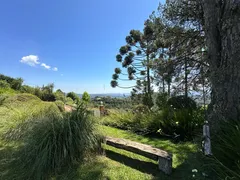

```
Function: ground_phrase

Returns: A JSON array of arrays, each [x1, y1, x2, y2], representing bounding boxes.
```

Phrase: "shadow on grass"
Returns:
[[0, 144, 17, 180], [54, 159, 107, 180], [0, 144, 107, 180], [105, 148, 215, 180], [105, 149, 167, 178]]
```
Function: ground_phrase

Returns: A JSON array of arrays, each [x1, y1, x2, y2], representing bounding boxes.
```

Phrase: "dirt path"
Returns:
[[64, 105, 73, 112]]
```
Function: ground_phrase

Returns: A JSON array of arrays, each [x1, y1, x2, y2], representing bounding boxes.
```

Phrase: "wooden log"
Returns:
[[104, 137, 172, 174]]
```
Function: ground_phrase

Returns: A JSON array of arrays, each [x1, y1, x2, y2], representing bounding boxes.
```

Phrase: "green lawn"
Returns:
[[56, 126, 213, 180]]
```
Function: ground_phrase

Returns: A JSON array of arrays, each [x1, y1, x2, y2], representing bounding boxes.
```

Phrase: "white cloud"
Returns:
[[20, 55, 58, 72], [41, 63, 51, 70], [52, 67, 58, 71], [20, 55, 40, 66]]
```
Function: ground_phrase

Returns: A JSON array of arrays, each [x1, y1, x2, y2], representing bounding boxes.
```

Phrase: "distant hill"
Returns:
[[78, 93, 130, 98]]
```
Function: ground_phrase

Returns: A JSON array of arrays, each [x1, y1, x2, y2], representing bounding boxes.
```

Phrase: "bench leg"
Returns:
[[158, 156, 172, 175]]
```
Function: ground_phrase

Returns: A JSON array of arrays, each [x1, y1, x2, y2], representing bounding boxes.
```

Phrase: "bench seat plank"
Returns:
[[104, 136, 172, 174]]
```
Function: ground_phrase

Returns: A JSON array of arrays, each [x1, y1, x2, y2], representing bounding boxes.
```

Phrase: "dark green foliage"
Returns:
[[20, 85, 35, 94], [142, 94, 154, 108], [114, 68, 121, 74], [112, 74, 119, 80], [130, 30, 141, 42], [0, 74, 23, 90], [211, 120, 240, 179], [156, 92, 168, 110], [5, 104, 98, 180], [116, 54, 122, 62], [167, 95, 197, 110], [159, 107, 204, 141], [66, 92, 80, 103], [110, 80, 118, 88], [41, 90, 56, 101], [119, 46, 129, 55]]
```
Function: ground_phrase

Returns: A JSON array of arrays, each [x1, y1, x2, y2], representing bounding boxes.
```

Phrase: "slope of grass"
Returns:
[[0, 93, 61, 134]]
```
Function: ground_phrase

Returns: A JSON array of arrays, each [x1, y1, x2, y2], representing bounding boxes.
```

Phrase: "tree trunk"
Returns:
[[202, 0, 240, 130], [147, 55, 151, 96]]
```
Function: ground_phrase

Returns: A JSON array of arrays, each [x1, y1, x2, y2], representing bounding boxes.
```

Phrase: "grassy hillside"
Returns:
[[0, 93, 61, 134]]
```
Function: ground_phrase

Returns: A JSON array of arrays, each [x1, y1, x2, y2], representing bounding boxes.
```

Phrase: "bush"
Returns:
[[41, 90, 56, 101], [158, 107, 204, 141], [20, 85, 35, 94], [82, 91, 90, 103], [55, 100, 65, 112], [101, 110, 158, 135], [167, 95, 197, 110], [211, 120, 240, 179], [54, 89, 65, 102], [155, 92, 168, 110], [0, 80, 11, 89], [67, 92, 80, 103], [132, 104, 150, 114], [66, 97, 74, 105], [4, 104, 98, 180], [0, 74, 23, 90]]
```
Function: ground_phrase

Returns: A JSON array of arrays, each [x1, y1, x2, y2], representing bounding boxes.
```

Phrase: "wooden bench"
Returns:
[[102, 136, 172, 175]]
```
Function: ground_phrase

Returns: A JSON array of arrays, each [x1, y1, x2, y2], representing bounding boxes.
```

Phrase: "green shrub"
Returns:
[[54, 89, 66, 102], [66, 97, 74, 105], [41, 90, 56, 101], [167, 95, 197, 110], [55, 100, 65, 112], [82, 91, 90, 103], [4, 104, 98, 180], [0, 74, 23, 90], [0, 80, 11, 89], [20, 85, 35, 94], [155, 92, 168, 110], [211, 120, 240, 179], [66, 92, 80, 103], [158, 107, 204, 141], [132, 104, 150, 114], [101, 110, 159, 135]]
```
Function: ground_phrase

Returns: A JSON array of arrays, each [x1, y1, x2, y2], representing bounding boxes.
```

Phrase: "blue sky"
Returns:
[[0, 0, 163, 94]]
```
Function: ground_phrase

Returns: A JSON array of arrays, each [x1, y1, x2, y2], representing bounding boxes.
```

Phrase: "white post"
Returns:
[[203, 121, 212, 155]]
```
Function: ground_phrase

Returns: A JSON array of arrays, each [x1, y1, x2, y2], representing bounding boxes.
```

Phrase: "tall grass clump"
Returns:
[[4, 104, 98, 180], [100, 109, 160, 135], [210, 120, 240, 179]]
